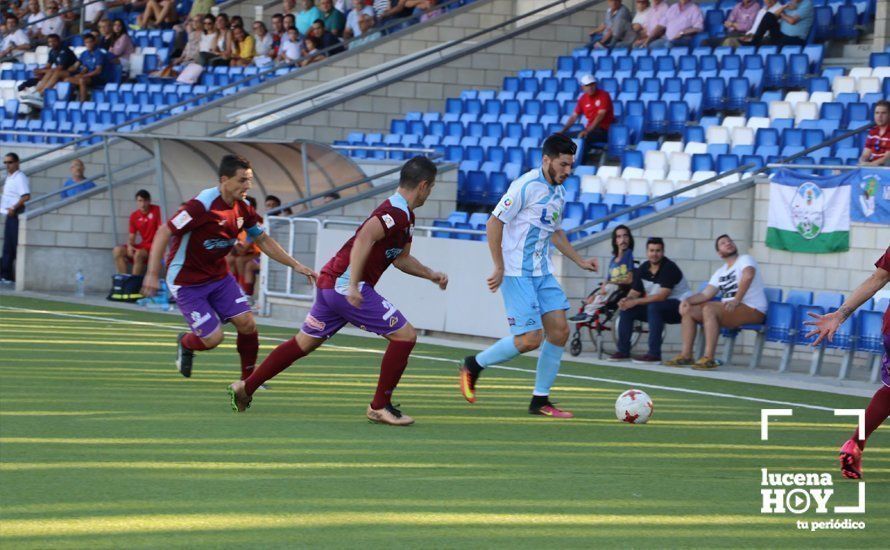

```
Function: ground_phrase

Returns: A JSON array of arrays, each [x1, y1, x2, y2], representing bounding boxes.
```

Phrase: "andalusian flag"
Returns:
[[765, 168, 853, 253]]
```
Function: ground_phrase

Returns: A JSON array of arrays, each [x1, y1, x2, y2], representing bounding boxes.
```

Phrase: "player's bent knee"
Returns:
[[203, 331, 224, 348], [517, 330, 543, 352], [389, 323, 417, 343]]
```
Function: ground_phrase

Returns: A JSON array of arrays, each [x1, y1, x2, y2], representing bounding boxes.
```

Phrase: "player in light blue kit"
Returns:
[[459, 134, 599, 418]]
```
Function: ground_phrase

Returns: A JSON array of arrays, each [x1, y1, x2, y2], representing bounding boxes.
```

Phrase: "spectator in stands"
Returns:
[[1, 153, 30, 285], [106, 0, 146, 27], [37, 1, 64, 43], [270, 13, 285, 56], [741, 0, 813, 46], [252, 21, 274, 65], [231, 15, 246, 30], [646, 0, 704, 49], [349, 12, 380, 48], [721, 0, 761, 43], [277, 26, 301, 63], [97, 17, 113, 50], [609, 237, 690, 363], [23, 33, 76, 101], [209, 13, 232, 66], [83, 0, 106, 30], [0, 15, 30, 62], [113, 189, 161, 276], [283, 13, 297, 36], [171, 15, 202, 66], [229, 25, 255, 66], [109, 19, 134, 73], [299, 34, 325, 66], [860, 100, 890, 167], [559, 74, 614, 164], [726, 0, 782, 47], [629, 0, 651, 45], [283, 0, 297, 15], [374, 0, 413, 27], [318, 0, 345, 36], [570, 225, 635, 323], [189, 0, 215, 19], [663, 235, 767, 370], [60, 159, 96, 199], [408, 0, 443, 22], [24, 0, 45, 40], [197, 15, 217, 65], [633, 0, 669, 48], [296, 0, 322, 34], [344, 0, 373, 40], [589, 0, 632, 49], [65, 32, 109, 101], [133, 0, 177, 30], [265, 194, 295, 215], [309, 18, 343, 54]]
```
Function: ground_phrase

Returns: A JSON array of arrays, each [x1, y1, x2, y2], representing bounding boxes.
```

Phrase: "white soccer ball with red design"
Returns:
[[615, 389, 653, 424]]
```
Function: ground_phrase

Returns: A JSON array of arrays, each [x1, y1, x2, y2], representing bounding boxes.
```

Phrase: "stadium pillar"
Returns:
[[103, 136, 119, 246], [876, 0, 890, 50], [152, 139, 168, 220]]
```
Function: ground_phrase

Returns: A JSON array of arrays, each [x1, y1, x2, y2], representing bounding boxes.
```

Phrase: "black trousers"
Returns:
[[1, 214, 20, 281], [750, 12, 807, 46]]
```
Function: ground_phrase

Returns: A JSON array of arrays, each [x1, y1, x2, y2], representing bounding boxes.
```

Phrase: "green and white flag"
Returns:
[[765, 168, 853, 253]]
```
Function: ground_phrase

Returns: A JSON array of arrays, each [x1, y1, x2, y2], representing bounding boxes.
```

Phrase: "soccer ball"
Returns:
[[615, 389, 653, 424]]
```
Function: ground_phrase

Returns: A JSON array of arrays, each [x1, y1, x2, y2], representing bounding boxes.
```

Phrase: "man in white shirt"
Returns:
[[664, 234, 767, 370], [0, 15, 32, 62], [344, 0, 374, 40], [39, 2, 65, 43], [1, 153, 31, 284]]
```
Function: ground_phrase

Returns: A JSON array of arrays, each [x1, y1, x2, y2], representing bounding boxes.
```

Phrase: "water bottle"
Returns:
[[74, 270, 85, 297]]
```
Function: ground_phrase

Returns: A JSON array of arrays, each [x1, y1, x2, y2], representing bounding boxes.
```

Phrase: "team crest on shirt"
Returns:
[[595, 100, 601, 107], [389, 316, 399, 327], [382, 214, 395, 228], [304, 314, 326, 331], [237, 217, 244, 229], [171, 210, 192, 229]]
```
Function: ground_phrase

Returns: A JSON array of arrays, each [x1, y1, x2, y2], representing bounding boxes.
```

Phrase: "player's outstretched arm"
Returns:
[[805, 266, 890, 345], [551, 230, 598, 272], [393, 243, 448, 290], [346, 217, 386, 307], [140, 224, 172, 297], [253, 232, 318, 286], [486, 216, 506, 292]]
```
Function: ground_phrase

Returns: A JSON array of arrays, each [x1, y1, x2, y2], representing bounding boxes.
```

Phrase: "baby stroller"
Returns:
[[568, 284, 645, 357]]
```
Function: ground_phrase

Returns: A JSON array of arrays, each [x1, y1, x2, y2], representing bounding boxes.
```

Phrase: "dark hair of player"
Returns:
[[876, 100, 890, 112], [135, 189, 151, 200], [5, 152, 20, 162], [611, 224, 634, 258], [218, 154, 252, 179], [399, 156, 437, 190], [646, 237, 664, 249], [542, 133, 577, 158], [714, 234, 730, 250], [265, 194, 281, 206], [245, 195, 257, 208]]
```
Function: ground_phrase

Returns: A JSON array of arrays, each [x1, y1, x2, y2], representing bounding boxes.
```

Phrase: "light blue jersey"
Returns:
[[491, 168, 566, 277]]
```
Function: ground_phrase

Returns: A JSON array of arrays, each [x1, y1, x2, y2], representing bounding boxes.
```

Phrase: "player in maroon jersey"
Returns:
[[141, 155, 317, 380], [806, 246, 890, 479], [228, 156, 448, 426]]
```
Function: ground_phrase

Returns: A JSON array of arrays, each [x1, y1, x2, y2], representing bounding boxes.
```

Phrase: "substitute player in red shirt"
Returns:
[[559, 74, 614, 164], [228, 156, 448, 426], [859, 100, 890, 167], [806, 246, 890, 479], [141, 155, 317, 380], [112, 189, 161, 276]]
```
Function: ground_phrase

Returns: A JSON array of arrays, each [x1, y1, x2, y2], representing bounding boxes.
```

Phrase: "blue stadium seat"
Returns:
[[487, 172, 509, 202], [432, 220, 452, 240], [726, 77, 749, 112], [787, 54, 810, 88], [645, 101, 668, 136], [704, 77, 725, 112], [764, 55, 786, 88], [812, 6, 833, 41], [623, 149, 644, 169], [692, 153, 714, 172], [785, 289, 813, 306], [607, 124, 630, 160], [668, 101, 689, 135], [834, 5, 860, 40], [813, 292, 844, 310]]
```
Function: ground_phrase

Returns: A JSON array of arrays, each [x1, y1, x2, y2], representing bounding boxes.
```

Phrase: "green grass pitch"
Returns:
[[0, 295, 887, 548]]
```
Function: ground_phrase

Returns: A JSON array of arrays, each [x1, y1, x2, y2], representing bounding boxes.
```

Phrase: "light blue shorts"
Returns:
[[500, 275, 570, 335]]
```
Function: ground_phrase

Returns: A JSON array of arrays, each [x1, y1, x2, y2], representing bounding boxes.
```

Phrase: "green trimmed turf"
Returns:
[[0, 295, 887, 548]]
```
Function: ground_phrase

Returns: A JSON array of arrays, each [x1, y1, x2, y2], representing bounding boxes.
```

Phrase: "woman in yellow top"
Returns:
[[230, 26, 256, 66]]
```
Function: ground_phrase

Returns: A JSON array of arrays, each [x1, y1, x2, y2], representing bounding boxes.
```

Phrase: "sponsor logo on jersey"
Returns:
[[507, 317, 516, 326], [385, 248, 403, 260], [304, 314, 326, 331], [389, 316, 399, 327], [172, 210, 192, 229], [203, 238, 238, 250], [382, 214, 395, 228], [237, 217, 244, 229], [189, 310, 212, 329]]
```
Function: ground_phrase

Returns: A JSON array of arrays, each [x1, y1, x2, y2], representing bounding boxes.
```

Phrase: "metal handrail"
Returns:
[[10, 0, 483, 169], [569, 122, 875, 235], [216, 0, 608, 136], [15, 0, 104, 31]]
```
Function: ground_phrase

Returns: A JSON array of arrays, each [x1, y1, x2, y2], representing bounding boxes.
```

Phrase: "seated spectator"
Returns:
[[283, 13, 297, 35], [629, 0, 651, 45], [589, 0, 632, 49], [663, 235, 767, 370], [609, 237, 690, 363], [299, 34, 325, 66], [646, 0, 704, 49], [24, 0, 47, 42], [374, 0, 412, 27], [197, 14, 218, 66], [112, 189, 161, 276], [20, 33, 76, 102], [570, 225, 634, 322], [65, 32, 109, 101], [296, 0, 322, 34], [229, 25, 255, 66], [634, 0, 669, 47], [860, 100, 890, 167], [83, 0, 106, 30], [265, 194, 294, 215], [270, 13, 285, 56], [134, 0, 177, 29], [741, 0, 813, 46], [188, 0, 214, 19], [252, 21, 274, 65], [0, 15, 30, 62], [231, 15, 245, 30], [60, 159, 96, 199], [309, 18, 343, 55], [725, 0, 782, 47], [97, 17, 114, 50], [558, 74, 614, 164], [407, 0, 443, 23], [37, 1, 65, 44], [109, 19, 134, 73], [276, 26, 301, 63], [209, 13, 232, 66], [283, 0, 297, 14], [344, 0, 374, 40], [318, 0, 345, 36], [106, 0, 147, 26], [719, 0, 760, 44], [172, 15, 203, 66]]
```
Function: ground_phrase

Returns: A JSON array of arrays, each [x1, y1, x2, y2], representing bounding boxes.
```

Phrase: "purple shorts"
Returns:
[[171, 275, 250, 337], [882, 333, 890, 387], [301, 285, 408, 339]]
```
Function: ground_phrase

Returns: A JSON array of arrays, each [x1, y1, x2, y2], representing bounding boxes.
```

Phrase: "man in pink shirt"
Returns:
[[714, 0, 761, 46], [634, 0, 669, 48], [646, 0, 704, 49]]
